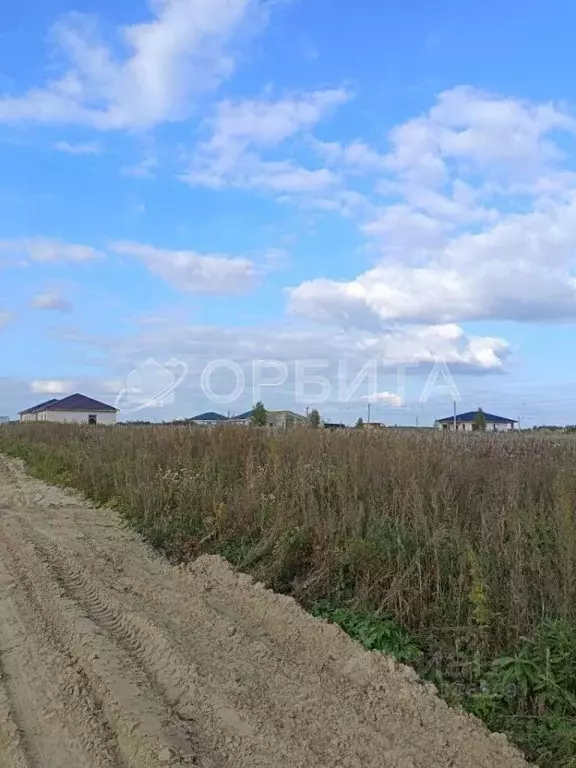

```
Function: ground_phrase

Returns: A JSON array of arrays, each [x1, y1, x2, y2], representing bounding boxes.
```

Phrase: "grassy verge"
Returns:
[[1, 423, 576, 765]]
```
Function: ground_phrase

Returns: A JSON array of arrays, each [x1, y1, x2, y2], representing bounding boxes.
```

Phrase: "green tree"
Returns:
[[308, 409, 321, 428], [355, 417, 364, 429], [474, 407, 487, 432], [251, 401, 268, 426]]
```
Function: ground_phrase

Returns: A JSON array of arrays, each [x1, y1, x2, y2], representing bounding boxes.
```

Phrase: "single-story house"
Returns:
[[19, 393, 118, 425], [19, 398, 60, 422], [435, 410, 517, 432], [188, 411, 229, 426], [228, 409, 305, 429]]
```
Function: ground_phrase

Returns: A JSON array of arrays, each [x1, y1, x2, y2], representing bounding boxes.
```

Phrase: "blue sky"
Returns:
[[2, 0, 576, 425]]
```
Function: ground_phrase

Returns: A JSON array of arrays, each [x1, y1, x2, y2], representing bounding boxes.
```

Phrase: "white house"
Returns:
[[19, 394, 118, 425], [188, 411, 229, 427], [227, 410, 306, 429], [19, 398, 60, 422], [435, 410, 517, 432]]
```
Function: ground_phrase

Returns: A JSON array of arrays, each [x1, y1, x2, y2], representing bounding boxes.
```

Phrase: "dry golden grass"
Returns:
[[2, 423, 575, 657]]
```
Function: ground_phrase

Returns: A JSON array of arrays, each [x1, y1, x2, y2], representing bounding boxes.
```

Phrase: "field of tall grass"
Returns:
[[1, 423, 576, 765]]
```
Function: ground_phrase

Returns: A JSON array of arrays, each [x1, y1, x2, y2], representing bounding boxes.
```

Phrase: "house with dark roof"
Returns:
[[20, 394, 118, 425], [19, 399, 60, 422], [188, 411, 229, 426], [227, 409, 306, 429], [435, 410, 517, 432]]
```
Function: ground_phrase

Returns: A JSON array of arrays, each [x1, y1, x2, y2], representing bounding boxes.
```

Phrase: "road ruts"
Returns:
[[0, 455, 530, 768]]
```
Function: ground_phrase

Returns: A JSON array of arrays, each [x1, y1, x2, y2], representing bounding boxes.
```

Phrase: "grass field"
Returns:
[[1, 423, 575, 766]]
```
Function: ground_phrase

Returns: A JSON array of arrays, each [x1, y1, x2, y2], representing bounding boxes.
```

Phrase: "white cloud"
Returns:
[[186, 154, 340, 192], [58, 315, 509, 383], [312, 139, 387, 173], [53, 140, 102, 154], [362, 391, 404, 407], [0, 238, 104, 263], [30, 380, 74, 395], [201, 89, 349, 153], [184, 89, 348, 192], [31, 291, 74, 313], [289, 188, 371, 218], [112, 241, 256, 294], [0, 0, 270, 130], [289, 86, 576, 327], [385, 86, 576, 185], [242, 158, 339, 192], [33, 316, 509, 423]]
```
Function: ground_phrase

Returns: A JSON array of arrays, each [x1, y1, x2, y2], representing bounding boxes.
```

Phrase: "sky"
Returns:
[[2, 0, 576, 425]]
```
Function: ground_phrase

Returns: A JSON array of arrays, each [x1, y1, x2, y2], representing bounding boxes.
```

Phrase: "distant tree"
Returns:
[[355, 417, 364, 429], [308, 409, 321, 428], [474, 408, 487, 432], [251, 401, 268, 426]]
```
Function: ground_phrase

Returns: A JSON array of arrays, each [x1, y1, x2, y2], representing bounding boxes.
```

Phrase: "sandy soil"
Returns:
[[0, 455, 530, 768]]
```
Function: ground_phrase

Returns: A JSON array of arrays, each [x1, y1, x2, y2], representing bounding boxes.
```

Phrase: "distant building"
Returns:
[[323, 422, 347, 430], [19, 398, 60, 422], [435, 410, 516, 432], [188, 411, 229, 426], [19, 394, 118, 425], [228, 410, 305, 429]]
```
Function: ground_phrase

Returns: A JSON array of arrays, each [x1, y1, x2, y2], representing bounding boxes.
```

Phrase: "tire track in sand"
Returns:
[[0, 647, 29, 768], [0, 549, 118, 768], [0, 455, 531, 768], [5, 519, 349, 767], [0, 523, 197, 768]]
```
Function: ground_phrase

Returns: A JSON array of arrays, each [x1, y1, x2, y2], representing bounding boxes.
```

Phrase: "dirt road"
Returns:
[[0, 456, 529, 768]]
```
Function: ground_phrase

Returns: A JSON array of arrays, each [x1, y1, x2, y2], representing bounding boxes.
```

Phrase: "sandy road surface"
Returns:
[[0, 456, 529, 768]]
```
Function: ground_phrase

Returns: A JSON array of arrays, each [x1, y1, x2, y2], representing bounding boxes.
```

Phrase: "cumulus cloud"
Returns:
[[112, 241, 256, 294], [289, 86, 576, 327], [30, 380, 74, 395], [312, 138, 388, 173], [184, 89, 348, 192], [31, 291, 74, 313], [57, 316, 509, 380], [35, 316, 509, 422], [0, 0, 270, 130], [0, 238, 104, 263], [199, 89, 349, 153], [362, 390, 403, 406]]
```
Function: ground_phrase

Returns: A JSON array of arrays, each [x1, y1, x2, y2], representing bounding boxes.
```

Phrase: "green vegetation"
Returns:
[[307, 408, 321, 428], [1, 423, 576, 765], [474, 407, 487, 431], [250, 401, 267, 426], [311, 604, 576, 767]]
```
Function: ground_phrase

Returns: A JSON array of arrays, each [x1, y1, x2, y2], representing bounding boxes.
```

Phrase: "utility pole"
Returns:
[[453, 400, 456, 431], [367, 402, 371, 424]]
